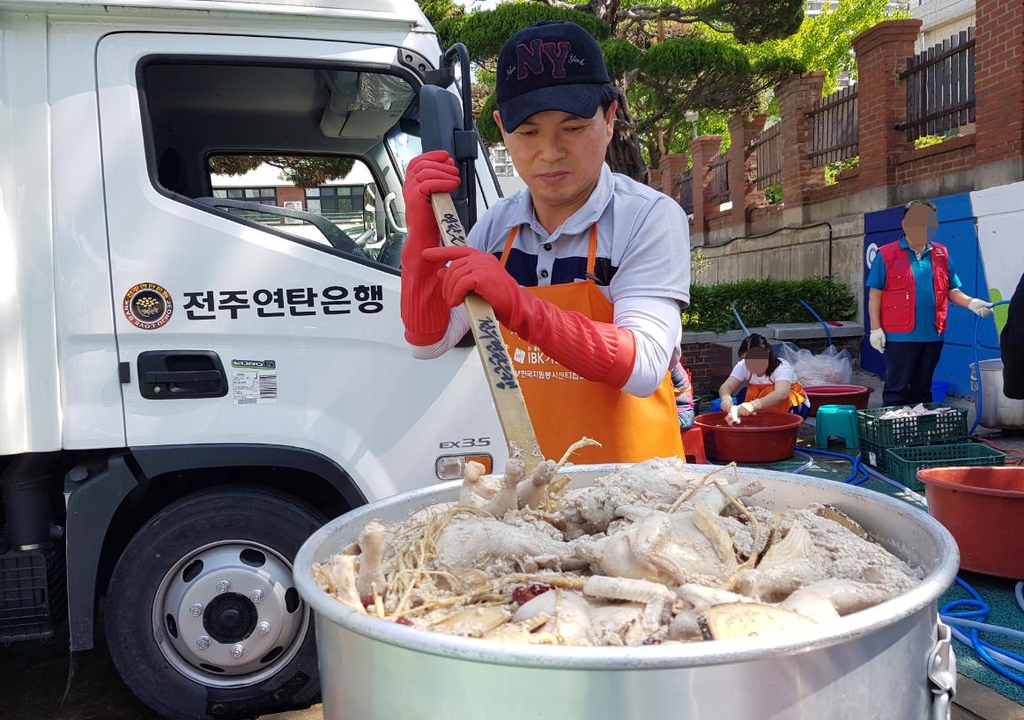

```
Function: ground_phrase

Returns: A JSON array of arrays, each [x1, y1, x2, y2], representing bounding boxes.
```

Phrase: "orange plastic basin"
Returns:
[[917, 466, 1024, 578], [804, 385, 874, 416], [694, 411, 804, 463]]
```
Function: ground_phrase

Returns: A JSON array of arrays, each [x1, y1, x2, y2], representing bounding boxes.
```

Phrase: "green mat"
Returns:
[[749, 440, 1024, 706]]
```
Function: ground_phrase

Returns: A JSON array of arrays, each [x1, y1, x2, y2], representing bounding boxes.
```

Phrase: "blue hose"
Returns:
[[730, 302, 750, 335], [791, 447, 866, 484], [798, 297, 833, 348], [941, 576, 1024, 687], [969, 299, 1011, 436]]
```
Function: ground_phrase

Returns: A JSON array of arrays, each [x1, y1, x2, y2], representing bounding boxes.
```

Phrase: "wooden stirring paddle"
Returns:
[[430, 193, 545, 473]]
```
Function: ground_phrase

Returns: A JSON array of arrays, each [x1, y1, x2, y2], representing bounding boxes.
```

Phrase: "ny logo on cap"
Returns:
[[515, 39, 577, 80]]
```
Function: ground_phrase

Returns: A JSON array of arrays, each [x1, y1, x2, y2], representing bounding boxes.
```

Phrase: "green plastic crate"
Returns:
[[885, 442, 1006, 489], [856, 404, 968, 448], [859, 439, 893, 474]]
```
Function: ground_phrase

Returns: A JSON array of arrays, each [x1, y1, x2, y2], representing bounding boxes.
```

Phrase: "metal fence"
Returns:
[[707, 154, 730, 208], [898, 27, 975, 140], [751, 123, 782, 188], [677, 170, 694, 214], [807, 84, 859, 167]]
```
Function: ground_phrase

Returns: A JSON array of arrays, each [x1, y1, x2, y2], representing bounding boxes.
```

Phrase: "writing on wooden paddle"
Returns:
[[430, 193, 542, 465]]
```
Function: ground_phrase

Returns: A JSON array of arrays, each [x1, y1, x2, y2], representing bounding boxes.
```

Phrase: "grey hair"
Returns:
[[905, 199, 937, 212]]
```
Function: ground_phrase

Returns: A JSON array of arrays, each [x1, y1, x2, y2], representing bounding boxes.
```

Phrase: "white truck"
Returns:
[[0, 1, 505, 717]]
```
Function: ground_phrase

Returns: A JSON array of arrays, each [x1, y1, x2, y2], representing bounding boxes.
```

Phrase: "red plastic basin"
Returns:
[[918, 466, 1024, 578], [804, 384, 874, 416], [693, 411, 804, 463]]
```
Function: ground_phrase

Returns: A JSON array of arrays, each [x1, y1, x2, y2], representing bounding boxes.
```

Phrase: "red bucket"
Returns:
[[693, 411, 804, 464], [917, 466, 1024, 578], [804, 384, 874, 416]]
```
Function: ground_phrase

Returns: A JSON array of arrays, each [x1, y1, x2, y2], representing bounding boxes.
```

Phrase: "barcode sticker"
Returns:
[[231, 359, 277, 405]]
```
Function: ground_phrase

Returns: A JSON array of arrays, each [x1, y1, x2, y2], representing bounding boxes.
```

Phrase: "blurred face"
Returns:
[[495, 104, 616, 227], [743, 346, 769, 376], [902, 204, 938, 246]]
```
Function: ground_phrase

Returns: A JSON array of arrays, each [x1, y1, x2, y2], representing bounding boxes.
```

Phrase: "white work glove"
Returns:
[[719, 396, 734, 413], [968, 298, 994, 317], [870, 328, 886, 353], [727, 405, 741, 425]]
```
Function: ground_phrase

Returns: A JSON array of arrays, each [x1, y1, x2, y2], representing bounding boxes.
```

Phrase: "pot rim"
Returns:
[[694, 412, 804, 433], [294, 464, 959, 671]]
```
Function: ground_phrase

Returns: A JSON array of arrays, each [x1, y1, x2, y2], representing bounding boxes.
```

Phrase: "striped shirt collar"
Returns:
[[499, 164, 615, 241]]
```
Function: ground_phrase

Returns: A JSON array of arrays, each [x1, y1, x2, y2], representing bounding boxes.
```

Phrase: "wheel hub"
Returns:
[[154, 541, 308, 687], [203, 592, 258, 644]]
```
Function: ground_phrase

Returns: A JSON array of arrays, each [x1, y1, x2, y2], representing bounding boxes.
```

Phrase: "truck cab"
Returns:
[[0, 1, 504, 717]]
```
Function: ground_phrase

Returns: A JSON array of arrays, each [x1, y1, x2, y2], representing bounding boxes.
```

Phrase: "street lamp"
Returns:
[[684, 110, 699, 138]]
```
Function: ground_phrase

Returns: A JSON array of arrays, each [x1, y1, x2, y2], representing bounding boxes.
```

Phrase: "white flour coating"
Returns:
[[313, 458, 925, 646]]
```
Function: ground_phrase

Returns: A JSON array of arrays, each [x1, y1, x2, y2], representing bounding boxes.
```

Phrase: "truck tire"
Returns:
[[105, 486, 326, 720]]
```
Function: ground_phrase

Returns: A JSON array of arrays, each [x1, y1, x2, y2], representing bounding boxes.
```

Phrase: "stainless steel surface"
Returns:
[[930, 622, 958, 720], [973, 359, 1024, 428], [295, 464, 960, 720]]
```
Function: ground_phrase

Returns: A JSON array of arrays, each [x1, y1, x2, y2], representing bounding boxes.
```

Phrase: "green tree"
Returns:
[[628, 0, 902, 168], [425, 0, 805, 180], [208, 156, 355, 189]]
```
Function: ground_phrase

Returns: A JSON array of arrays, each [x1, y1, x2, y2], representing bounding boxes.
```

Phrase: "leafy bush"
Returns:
[[682, 276, 858, 333], [824, 156, 859, 186], [764, 182, 783, 204]]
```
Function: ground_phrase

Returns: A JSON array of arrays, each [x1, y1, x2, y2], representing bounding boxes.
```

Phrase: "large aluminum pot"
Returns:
[[294, 465, 959, 720]]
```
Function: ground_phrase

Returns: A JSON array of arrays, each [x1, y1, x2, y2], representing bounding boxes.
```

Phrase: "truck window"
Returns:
[[207, 154, 389, 260], [141, 59, 416, 270]]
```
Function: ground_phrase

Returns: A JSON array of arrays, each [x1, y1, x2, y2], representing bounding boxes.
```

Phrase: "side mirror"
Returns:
[[418, 43, 479, 232]]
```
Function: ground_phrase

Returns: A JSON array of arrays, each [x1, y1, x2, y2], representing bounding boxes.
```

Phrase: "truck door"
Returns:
[[96, 32, 505, 500]]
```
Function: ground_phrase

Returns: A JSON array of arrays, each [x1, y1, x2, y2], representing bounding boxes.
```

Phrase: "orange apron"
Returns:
[[744, 379, 809, 414], [499, 226, 685, 464]]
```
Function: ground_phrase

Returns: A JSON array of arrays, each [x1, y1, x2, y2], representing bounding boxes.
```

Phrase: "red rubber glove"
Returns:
[[400, 150, 461, 345], [423, 246, 637, 389]]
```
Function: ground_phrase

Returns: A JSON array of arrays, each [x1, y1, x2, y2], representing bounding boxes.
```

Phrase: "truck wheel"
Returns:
[[105, 486, 327, 720]]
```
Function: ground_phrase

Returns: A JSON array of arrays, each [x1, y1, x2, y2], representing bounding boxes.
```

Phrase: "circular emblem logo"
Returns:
[[123, 282, 173, 330], [865, 242, 879, 270]]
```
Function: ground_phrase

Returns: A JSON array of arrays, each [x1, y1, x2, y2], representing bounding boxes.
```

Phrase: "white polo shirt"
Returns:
[[468, 164, 691, 306]]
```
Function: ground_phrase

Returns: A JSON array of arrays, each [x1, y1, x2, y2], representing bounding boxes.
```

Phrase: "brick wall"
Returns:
[[679, 342, 734, 400], [276, 186, 305, 207], [974, 0, 1024, 164], [657, 4, 1023, 246], [894, 135, 977, 185]]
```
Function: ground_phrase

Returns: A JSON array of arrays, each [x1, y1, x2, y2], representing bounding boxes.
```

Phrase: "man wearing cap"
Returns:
[[399, 21, 690, 464]]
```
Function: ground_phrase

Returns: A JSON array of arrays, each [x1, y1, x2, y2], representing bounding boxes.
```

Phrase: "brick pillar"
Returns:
[[851, 20, 922, 190], [689, 135, 722, 243], [648, 168, 664, 192], [777, 72, 826, 213], [974, 0, 1024, 165], [661, 153, 689, 202], [727, 113, 767, 229]]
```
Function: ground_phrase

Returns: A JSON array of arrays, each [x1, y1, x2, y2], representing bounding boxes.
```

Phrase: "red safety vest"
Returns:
[[878, 240, 951, 335]]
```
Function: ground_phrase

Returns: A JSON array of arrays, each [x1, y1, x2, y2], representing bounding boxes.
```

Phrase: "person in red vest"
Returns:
[[866, 200, 992, 406]]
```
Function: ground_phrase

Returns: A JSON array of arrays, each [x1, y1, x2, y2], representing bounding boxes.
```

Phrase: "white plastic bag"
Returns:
[[778, 343, 853, 387]]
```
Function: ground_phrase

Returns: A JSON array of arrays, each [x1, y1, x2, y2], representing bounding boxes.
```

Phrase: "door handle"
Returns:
[[137, 351, 228, 400], [143, 370, 223, 385]]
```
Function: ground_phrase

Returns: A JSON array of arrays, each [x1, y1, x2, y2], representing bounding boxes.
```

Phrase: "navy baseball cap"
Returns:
[[496, 21, 611, 132]]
